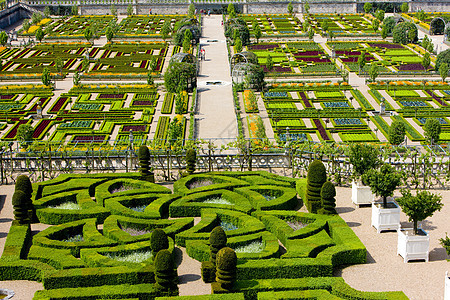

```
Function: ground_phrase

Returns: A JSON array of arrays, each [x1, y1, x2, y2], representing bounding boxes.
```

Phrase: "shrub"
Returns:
[[362, 164, 402, 208], [215, 247, 237, 291], [15, 175, 33, 198], [305, 160, 326, 213], [388, 120, 406, 145], [424, 118, 441, 145], [209, 226, 227, 265], [154, 249, 178, 295], [319, 181, 336, 215], [186, 149, 196, 175], [12, 190, 30, 225], [138, 145, 151, 175], [151, 229, 169, 255]]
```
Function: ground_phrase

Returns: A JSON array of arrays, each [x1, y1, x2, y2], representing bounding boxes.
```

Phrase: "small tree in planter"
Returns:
[[362, 164, 402, 209], [397, 190, 443, 235], [347, 143, 380, 182]]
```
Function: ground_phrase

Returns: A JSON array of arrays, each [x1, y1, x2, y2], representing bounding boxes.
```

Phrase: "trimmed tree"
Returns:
[[214, 247, 237, 292], [397, 190, 443, 234], [400, 2, 409, 13], [41, 67, 51, 86], [363, 2, 372, 13], [127, 4, 133, 16], [318, 181, 336, 215], [12, 190, 30, 224], [266, 54, 273, 72], [424, 118, 441, 145], [15, 175, 37, 222], [347, 143, 380, 181], [138, 145, 151, 175], [185, 148, 196, 175], [16, 124, 34, 149], [151, 228, 169, 256], [164, 62, 196, 93], [392, 22, 418, 44], [287, 2, 293, 15], [35, 28, 44, 43], [253, 21, 262, 43], [388, 119, 406, 145], [306, 160, 327, 213], [362, 164, 402, 208], [202, 226, 227, 283], [422, 52, 431, 70], [154, 249, 178, 296], [439, 62, 449, 82], [369, 63, 378, 82], [304, 1, 310, 14]]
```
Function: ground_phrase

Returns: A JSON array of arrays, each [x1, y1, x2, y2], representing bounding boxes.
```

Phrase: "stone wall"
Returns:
[[0, 4, 30, 29]]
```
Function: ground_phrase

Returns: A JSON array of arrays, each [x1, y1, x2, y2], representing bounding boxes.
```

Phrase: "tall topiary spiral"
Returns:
[[151, 228, 169, 256], [319, 181, 337, 215], [12, 190, 30, 224], [138, 145, 150, 175], [185, 148, 196, 175], [306, 160, 327, 213], [154, 249, 178, 296], [209, 226, 227, 265], [14, 175, 36, 222], [215, 247, 237, 291]]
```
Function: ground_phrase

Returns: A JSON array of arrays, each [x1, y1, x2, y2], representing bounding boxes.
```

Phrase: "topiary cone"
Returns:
[[215, 247, 237, 291], [306, 160, 327, 213], [185, 148, 196, 175], [12, 190, 30, 225], [154, 249, 178, 295], [15, 175, 37, 222], [138, 145, 151, 175], [319, 181, 337, 215], [209, 226, 227, 265], [151, 228, 169, 256]]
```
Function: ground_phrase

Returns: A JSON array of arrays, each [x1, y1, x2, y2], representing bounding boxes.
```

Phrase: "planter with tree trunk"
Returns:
[[396, 189, 443, 263], [347, 144, 380, 207], [362, 164, 402, 233]]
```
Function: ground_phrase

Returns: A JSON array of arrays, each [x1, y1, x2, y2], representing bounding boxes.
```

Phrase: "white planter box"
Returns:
[[397, 228, 429, 263], [351, 181, 374, 206], [445, 271, 450, 300], [371, 201, 400, 233]]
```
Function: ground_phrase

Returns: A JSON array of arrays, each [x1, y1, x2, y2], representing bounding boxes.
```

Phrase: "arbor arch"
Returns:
[[430, 17, 448, 35]]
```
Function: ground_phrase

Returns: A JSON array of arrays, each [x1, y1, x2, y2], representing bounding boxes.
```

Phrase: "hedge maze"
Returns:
[[0, 171, 407, 299]]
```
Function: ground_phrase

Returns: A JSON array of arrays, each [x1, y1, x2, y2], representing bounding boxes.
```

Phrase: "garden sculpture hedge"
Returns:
[[151, 228, 170, 256], [306, 160, 327, 213], [214, 247, 237, 292], [185, 148, 196, 175], [138, 145, 151, 175], [12, 190, 30, 225], [154, 249, 179, 296], [319, 181, 337, 215]]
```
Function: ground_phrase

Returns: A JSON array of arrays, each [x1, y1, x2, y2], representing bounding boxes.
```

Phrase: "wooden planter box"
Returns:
[[445, 271, 450, 300], [371, 201, 400, 233], [351, 181, 374, 206], [397, 228, 429, 263]]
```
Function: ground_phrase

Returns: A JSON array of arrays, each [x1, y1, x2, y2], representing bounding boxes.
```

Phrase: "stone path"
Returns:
[[196, 15, 237, 146]]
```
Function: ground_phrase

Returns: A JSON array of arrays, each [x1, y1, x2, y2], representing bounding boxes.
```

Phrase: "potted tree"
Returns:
[[362, 164, 402, 233], [347, 143, 380, 206], [396, 190, 443, 263]]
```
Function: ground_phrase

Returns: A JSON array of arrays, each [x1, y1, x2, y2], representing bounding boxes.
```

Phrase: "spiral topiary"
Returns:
[[209, 226, 227, 265], [138, 145, 151, 175], [12, 190, 30, 224], [319, 181, 337, 215], [154, 249, 178, 295], [306, 160, 327, 213], [215, 247, 237, 291], [14, 175, 37, 222], [151, 228, 169, 255], [185, 148, 196, 175]]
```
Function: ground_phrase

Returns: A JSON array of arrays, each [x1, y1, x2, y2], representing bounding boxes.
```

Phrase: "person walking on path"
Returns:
[[208, 9, 210, 16]]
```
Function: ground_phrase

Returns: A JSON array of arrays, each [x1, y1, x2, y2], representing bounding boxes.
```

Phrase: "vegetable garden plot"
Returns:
[[327, 41, 432, 75], [239, 14, 304, 36], [116, 15, 186, 37], [44, 15, 115, 38], [247, 42, 337, 76], [306, 13, 379, 36]]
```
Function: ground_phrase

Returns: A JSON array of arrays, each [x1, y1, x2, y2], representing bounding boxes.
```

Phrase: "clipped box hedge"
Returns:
[[173, 174, 250, 195]]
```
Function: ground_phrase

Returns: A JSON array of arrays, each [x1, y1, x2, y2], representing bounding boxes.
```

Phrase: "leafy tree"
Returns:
[[424, 118, 441, 145], [110, 4, 117, 16], [392, 22, 417, 44], [55, 57, 63, 76], [357, 51, 366, 74], [362, 164, 402, 208], [253, 21, 261, 43], [347, 143, 380, 179], [243, 64, 265, 91], [375, 9, 385, 22], [82, 57, 89, 73], [41, 67, 51, 86], [308, 28, 314, 40], [127, 4, 133, 16], [388, 119, 406, 145], [400, 2, 408, 13], [84, 27, 93, 42], [161, 20, 172, 41], [287, 2, 293, 15], [381, 25, 388, 39], [0, 31, 7, 46], [31, 12, 42, 24], [417, 9, 425, 21], [234, 36, 242, 53], [227, 3, 236, 18], [363, 2, 372, 13], [149, 57, 158, 72], [147, 70, 154, 85], [422, 52, 430, 70], [188, 3, 195, 18], [72, 5, 78, 15], [182, 34, 191, 53], [35, 28, 44, 43], [73, 70, 80, 86], [439, 62, 449, 82], [327, 30, 334, 41], [397, 190, 443, 234], [266, 54, 273, 72], [22, 20, 30, 34], [16, 124, 34, 149], [164, 62, 196, 93], [321, 20, 329, 32], [304, 1, 310, 14], [369, 63, 378, 82], [436, 49, 450, 70], [106, 26, 114, 43], [382, 16, 396, 36], [372, 18, 380, 32], [44, 6, 51, 18]]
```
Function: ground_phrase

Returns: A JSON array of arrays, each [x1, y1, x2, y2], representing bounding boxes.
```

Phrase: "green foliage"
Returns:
[[363, 2, 372, 13], [369, 63, 378, 82], [154, 249, 178, 294], [161, 20, 172, 41], [305, 160, 326, 213], [35, 27, 44, 43], [424, 118, 441, 145], [400, 2, 409, 13], [362, 164, 402, 208], [44, 6, 51, 18], [209, 226, 227, 265], [185, 149, 196, 175], [439, 233, 450, 256], [12, 190, 30, 224], [388, 120, 406, 145], [436, 49, 450, 70], [372, 18, 380, 32], [287, 2, 293, 14], [105, 26, 114, 42], [397, 190, 443, 234], [71, 5, 78, 15], [243, 64, 265, 92], [110, 4, 117, 16], [439, 62, 449, 82], [127, 4, 133, 16], [308, 28, 314, 40], [188, 3, 195, 18], [225, 19, 250, 46], [228, 4, 236, 18], [201, 260, 216, 283], [15, 175, 33, 198], [346, 143, 380, 178], [375, 9, 385, 22], [357, 52, 366, 71], [304, 1, 310, 14], [392, 22, 417, 44], [215, 247, 237, 290], [151, 228, 169, 254], [319, 181, 336, 215], [22, 20, 30, 33], [164, 62, 196, 93], [234, 37, 242, 53], [253, 21, 262, 43], [422, 52, 431, 70], [84, 27, 93, 42], [16, 124, 34, 149], [138, 145, 151, 175]]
